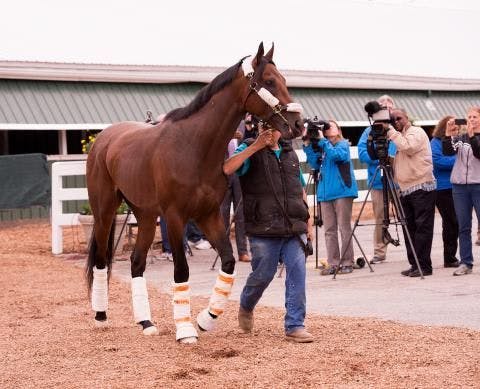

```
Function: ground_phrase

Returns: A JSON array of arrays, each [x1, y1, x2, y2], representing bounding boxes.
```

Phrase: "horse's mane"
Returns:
[[165, 57, 249, 122]]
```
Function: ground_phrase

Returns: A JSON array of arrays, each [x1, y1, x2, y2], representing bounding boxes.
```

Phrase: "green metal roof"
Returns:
[[1, 79, 480, 126]]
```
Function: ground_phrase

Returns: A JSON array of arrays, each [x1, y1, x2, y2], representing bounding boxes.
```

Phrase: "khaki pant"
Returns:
[[371, 189, 388, 260], [321, 197, 354, 267]]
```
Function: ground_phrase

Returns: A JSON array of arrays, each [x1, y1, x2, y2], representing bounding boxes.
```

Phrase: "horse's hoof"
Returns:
[[196, 308, 217, 332], [178, 336, 197, 344], [176, 324, 198, 343], [94, 319, 109, 328], [142, 326, 159, 336]]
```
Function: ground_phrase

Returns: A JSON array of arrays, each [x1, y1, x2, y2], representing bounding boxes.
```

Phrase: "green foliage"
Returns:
[[80, 201, 128, 215]]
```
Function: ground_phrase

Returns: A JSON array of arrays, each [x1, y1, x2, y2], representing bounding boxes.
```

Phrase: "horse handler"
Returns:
[[223, 125, 314, 343]]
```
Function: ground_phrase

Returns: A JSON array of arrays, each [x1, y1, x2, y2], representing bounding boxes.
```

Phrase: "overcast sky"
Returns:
[[1, 0, 479, 78]]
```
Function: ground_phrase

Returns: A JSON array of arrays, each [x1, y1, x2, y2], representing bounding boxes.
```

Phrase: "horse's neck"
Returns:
[[191, 82, 245, 160]]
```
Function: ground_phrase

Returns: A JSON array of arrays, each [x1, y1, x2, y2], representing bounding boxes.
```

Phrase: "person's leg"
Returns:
[[321, 201, 340, 268], [371, 189, 387, 261], [239, 236, 281, 312], [435, 189, 459, 265], [159, 218, 171, 253], [452, 184, 474, 268], [410, 190, 436, 273], [334, 197, 354, 267], [185, 221, 203, 243], [470, 184, 480, 250], [400, 194, 417, 270], [281, 235, 307, 333]]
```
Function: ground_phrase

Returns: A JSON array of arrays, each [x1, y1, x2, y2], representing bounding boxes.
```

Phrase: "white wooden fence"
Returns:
[[51, 161, 88, 254], [50, 147, 369, 254]]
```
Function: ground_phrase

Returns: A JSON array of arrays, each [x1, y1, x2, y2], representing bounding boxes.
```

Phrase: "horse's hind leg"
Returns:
[[88, 188, 120, 328], [130, 214, 159, 336], [195, 211, 236, 332]]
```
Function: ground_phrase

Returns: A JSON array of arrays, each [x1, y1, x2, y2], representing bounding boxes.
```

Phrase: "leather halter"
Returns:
[[241, 58, 303, 129]]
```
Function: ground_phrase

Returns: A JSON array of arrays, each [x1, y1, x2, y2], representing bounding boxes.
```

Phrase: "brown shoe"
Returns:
[[239, 254, 251, 262], [238, 306, 253, 333], [285, 328, 314, 343]]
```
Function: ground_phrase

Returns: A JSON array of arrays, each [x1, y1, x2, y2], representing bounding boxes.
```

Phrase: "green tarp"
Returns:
[[0, 153, 50, 209]]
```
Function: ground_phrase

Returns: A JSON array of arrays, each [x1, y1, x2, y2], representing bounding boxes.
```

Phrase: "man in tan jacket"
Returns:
[[387, 109, 436, 277]]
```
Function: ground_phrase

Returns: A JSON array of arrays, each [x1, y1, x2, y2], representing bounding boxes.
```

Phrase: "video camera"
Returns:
[[364, 101, 392, 161], [302, 116, 329, 153]]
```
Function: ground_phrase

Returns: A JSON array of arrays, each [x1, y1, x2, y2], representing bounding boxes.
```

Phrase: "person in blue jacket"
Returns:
[[303, 120, 358, 274], [430, 116, 460, 268], [357, 95, 397, 264]]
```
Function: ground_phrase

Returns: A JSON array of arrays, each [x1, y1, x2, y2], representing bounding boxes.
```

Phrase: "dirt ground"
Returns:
[[1, 221, 479, 389]]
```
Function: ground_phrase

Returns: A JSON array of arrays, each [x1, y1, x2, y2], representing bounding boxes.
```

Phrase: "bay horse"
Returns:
[[85, 42, 304, 343]]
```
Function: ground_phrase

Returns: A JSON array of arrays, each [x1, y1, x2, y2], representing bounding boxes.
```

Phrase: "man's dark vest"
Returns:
[[239, 140, 309, 237]]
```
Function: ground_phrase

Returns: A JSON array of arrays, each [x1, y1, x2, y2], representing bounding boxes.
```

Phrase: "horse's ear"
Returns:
[[265, 43, 274, 61], [253, 42, 265, 67]]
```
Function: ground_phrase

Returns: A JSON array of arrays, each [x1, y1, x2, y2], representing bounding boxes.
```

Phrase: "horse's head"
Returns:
[[241, 42, 304, 140]]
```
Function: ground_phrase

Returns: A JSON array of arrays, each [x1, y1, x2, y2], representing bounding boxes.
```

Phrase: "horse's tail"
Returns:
[[85, 218, 116, 296]]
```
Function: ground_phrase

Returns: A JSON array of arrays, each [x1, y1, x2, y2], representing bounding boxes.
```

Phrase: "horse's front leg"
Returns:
[[166, 213, 198, 344], [130, 215, 158, 336], [196, 211, 236, 332]]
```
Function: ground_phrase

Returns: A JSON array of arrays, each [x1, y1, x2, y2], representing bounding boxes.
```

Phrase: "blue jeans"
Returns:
[[240, 235, 307, 333], [452, 184, 480, 268]]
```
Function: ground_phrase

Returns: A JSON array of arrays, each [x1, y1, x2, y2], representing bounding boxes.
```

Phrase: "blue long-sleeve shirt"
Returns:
[[303, 138, 358, 202], [431, 137, 455, 190]]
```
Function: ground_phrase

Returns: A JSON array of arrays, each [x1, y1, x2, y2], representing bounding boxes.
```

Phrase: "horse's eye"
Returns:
[[264, 79, 275, 87]]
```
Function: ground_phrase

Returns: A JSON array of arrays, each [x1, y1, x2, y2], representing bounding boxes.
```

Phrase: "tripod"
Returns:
[[307, 169, 323, 269], [333, 157, 425, 279]]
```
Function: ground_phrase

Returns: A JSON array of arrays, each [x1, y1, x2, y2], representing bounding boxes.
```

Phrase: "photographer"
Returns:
[[358, 95, 397, 264], [303, 119, 358, 275], [386, 109, 436, 277], [442, 107, 480, 276]]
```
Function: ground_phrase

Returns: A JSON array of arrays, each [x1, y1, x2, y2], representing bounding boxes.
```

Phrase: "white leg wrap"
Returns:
[[197, 270, 235, 331], [173, 282, 198, 342], [91, 267, 108, 312], [131, 277, 152, 323]]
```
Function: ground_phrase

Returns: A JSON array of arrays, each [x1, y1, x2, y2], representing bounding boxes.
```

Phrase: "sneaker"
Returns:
[[444, 260, 460, 268], [409, 269, 432, 277], [160, 252, 173, 262], [194, 239, 212, 250], [370, 256, 386, 264], [453, 264, 472, 276], [320, 266, 336, 276], [338, 266, 353, 274], [238, 306, 253, 333], [401, 267, 414, 276], [285, 328, 314, 343], [238, 253, 251, 262]]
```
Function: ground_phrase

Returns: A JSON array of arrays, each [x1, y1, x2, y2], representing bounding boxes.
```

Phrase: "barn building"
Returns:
[[1, 60, 480, 220]]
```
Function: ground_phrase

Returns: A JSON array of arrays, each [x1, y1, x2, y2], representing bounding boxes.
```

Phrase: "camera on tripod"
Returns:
[[364, 101, 392, 161], [302, 116, 329, 153]]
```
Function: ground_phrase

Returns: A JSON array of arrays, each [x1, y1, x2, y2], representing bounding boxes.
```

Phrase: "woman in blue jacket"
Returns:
[[303, 120, 358, 274], [430, 116, 460, 268]]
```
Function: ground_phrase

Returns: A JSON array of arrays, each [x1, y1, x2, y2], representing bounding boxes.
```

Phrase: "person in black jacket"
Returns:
[[223, 126, 313, 343]]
